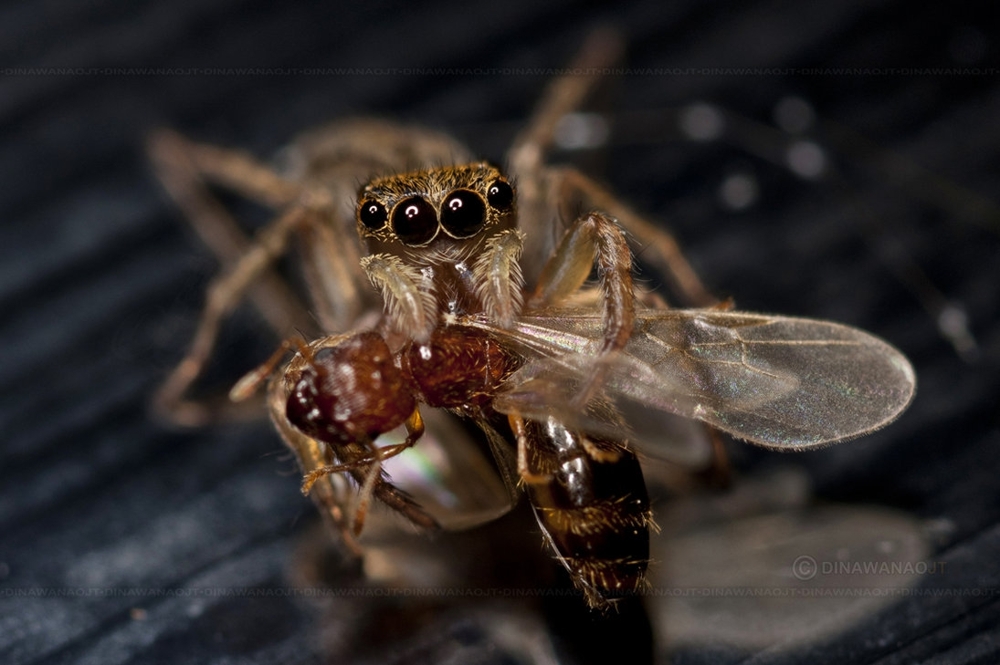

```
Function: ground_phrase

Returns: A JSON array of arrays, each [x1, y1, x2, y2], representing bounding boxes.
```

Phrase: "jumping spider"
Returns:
[[151, 32, 914, 608]]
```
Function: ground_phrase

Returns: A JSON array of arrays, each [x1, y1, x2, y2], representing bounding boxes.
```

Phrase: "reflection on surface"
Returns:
[[649, 467, 931, 652]]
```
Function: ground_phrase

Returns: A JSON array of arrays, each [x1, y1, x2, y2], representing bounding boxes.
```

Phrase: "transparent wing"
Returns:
[[379, 407, 515, 531], [462, 308, 915, 451]]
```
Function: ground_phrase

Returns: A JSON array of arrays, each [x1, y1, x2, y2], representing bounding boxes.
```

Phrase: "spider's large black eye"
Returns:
[[486, 179, 514, 211], [391, 197, 438, 245], [358, 199, 388, 230], [440, 189, 486, 238]]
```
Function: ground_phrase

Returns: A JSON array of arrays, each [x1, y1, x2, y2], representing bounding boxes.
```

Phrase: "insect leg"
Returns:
[[266, 374, 361, 555], [347, 409, 437, 535], [298, 409, 425, 496], [349, 445, 383, 537], [508, 412, 553, 486]]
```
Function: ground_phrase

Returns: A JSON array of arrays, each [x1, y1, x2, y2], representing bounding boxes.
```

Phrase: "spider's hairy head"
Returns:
[[354, 163, 516, 264]]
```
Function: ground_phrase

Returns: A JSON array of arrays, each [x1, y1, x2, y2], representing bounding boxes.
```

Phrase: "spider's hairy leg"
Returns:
[[148, 130, 314, 332], [150, 131, 338, 425], [508, 28, 625, 278], [494, 25, 715, 309], [530, 210, 636, 408], [554, 167, 718, 308], [154, 204, 322, 426], [229, 336, 313, 403], [360, 254, 437, 342], [470, 229, 526, 328], [509, 28, 624, 176]]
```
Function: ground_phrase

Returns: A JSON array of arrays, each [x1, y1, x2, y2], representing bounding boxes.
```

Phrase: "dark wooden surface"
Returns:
[[2, 1, 999, 663]]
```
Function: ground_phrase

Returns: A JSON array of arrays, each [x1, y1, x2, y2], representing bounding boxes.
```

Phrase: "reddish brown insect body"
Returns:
[[286, 332, 414, 444], [403, 326, 518, 409], [283, 317, 654, 604]]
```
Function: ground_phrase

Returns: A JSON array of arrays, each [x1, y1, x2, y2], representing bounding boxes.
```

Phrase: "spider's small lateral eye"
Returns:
[[391, 196, 438, 245], [358, 199, 388, 230], [486, 179, 514, 211], [441, 190, 486, 238]]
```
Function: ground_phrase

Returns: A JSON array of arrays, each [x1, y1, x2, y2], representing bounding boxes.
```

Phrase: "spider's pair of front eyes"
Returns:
[[358, 179, 514, 246]]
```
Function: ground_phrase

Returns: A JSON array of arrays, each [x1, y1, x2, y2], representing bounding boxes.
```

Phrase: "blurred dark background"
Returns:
[[2, 1, 999, 664]]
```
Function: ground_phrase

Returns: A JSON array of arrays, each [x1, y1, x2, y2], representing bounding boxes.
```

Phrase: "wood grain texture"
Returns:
[[1, 1, 998, 663]]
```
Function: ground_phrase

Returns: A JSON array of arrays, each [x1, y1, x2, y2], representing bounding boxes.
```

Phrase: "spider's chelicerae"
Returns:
[[152, 32, 914, 609]]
